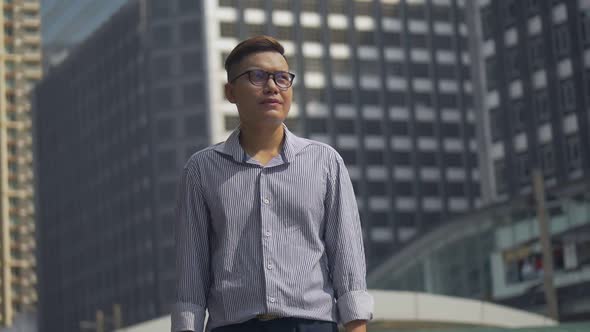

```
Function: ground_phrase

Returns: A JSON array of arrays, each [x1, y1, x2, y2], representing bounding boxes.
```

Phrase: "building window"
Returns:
[[553, 24, 570, 57], [157, 119, 174, 140], [243, 0, 264, 8], [336, 119, 355, 134], [219, 0, 237, 7], [566, 135, 581, 171], [152, 25, 172, 47], [301, 0, 319, 11], [183, 82, 203, 106], [246, 24, 265, 37], [527, 0, 540, 15], [505, 48, 520, 79], [481, 6, 494, 38], [364, 120, 382, 135], [271, 0, 291, 10], [303, 27, 322, 42], [178, 0, 199, 11], [366, 151, 384, 164], [582, 13, 590, 45], [152, 56, 172, 79], [528, 37, 544, 69], [182, 51, 201, 73], [339, 149, 357, 165], [485, 57, 496, 88], [276, 26, 292, 41], [304, 57, 322, 72], [368, 182, 387, 196], [517, 153, 531, 184], [358, 30, 376, 46], [333, 88, 353, 104], [329, 0, 346, 14], [331, 29, 348, 44], [559, 79, 576, 112], [503, 0, 517, 27], [490, 108, 503, 142], [306, 88, 325, 104], [540, 144, 555, 175], [512, 100, 526, 132], [494, 160, 507, 194], [220, 22, 236, 38], [533, 89, 550, 122], [308, 118, 327, 134]]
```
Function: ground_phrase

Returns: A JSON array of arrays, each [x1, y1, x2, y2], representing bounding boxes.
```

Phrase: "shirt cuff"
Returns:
[[336, 290, 374, 325], [171, 302, 206, 332]]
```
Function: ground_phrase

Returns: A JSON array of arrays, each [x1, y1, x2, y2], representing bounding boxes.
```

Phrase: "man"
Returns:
[[172, 35, 373, 332]]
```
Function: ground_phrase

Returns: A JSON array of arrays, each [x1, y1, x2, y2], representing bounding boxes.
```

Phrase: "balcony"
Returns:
[[22, 34, 40, 44], [22, 1, 39, 11], [21, 17, 39, 28]]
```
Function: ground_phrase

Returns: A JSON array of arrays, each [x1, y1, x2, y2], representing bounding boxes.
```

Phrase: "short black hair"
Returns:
[[224, 35, 286, 80]]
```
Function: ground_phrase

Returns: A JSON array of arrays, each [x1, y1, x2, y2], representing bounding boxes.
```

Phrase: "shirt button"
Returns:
[[267, 263, 273, 270], [263, 198, 270, 204], [264, 231, 271, 237], [269, 297, 276, 303]]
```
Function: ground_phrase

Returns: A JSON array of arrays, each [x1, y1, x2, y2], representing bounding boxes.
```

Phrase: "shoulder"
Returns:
[[183, 142, 224, 171], [295, 137, 343, 162]]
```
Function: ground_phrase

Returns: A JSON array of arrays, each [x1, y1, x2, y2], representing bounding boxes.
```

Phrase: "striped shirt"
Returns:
[[172, 125, 374, 332]]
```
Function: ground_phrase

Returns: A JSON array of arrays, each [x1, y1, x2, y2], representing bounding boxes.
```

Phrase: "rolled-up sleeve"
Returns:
[[323, 154, 374, 325], [171, 164, 210, 332]]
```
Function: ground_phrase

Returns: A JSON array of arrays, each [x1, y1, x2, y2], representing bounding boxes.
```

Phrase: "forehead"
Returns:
[[235, 51, 289, 72]]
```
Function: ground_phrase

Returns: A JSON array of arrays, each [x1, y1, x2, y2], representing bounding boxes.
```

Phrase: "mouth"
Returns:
[[260, 99, 282, 106]]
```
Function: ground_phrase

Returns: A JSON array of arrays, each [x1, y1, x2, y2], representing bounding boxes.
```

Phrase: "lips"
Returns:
[[260, 98, 282, 105]]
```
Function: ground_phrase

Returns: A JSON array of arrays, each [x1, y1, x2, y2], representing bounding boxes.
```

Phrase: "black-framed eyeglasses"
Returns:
[[230, 69, 295, 90]]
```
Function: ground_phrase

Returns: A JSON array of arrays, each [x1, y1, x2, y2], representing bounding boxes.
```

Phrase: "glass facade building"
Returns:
[[368, 180, 590, 321], [41, 0, 128, 68]]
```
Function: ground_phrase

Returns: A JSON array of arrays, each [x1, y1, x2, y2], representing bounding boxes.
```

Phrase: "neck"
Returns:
[[239, 123, 285, 156]]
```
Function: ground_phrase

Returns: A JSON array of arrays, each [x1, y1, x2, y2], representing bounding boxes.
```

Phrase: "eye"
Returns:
[[275, 72, 292, 85], [250, 70, 268, 82]]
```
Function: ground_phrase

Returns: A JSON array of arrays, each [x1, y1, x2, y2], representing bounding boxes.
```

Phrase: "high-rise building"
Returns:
[[34, 0, 480, 330], [207, 0, 480, 268], [34, 1, 207, 331], [0, 0, 41, 327], [474, 0, 590, 202], [40, 0, 128, 68]]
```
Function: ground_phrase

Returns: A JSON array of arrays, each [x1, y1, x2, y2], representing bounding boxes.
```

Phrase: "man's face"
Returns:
[[225, 51, 292, 128]]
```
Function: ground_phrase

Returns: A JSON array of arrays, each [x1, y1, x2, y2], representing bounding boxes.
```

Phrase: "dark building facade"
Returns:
[[34, 0, 208, 331], [476, 0, 590, 201]]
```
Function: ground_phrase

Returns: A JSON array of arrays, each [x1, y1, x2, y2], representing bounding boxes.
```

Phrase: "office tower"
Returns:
[[0, 0, 41, 327], [34, 1, 207, 331], [35, 0, 479, 330], [475, 0, 590, 202], [208, 0, 480, 269], [41, 0, 128, 68]]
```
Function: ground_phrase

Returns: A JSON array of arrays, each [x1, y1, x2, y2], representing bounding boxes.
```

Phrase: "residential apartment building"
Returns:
[[35, 0, 480, 330], [0, 0, 41, 327]]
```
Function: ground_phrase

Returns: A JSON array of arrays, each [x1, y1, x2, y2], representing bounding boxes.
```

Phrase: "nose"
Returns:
[[263, 74, 279, 94]]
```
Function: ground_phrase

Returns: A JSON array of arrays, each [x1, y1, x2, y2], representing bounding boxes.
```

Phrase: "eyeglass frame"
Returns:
[[229, 69, 296, 90]]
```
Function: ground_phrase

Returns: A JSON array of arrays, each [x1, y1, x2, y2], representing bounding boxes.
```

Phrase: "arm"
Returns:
[[171, 165, 211, 332], [323, 154, 374, 328], [345, 320, 367, 332]]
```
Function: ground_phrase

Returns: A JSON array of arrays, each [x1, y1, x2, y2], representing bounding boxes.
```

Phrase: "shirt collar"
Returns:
[[213, 123, 310, 164]]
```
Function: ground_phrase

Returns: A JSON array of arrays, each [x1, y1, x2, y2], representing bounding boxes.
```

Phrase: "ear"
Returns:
[[225, 83, 237, 104]]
